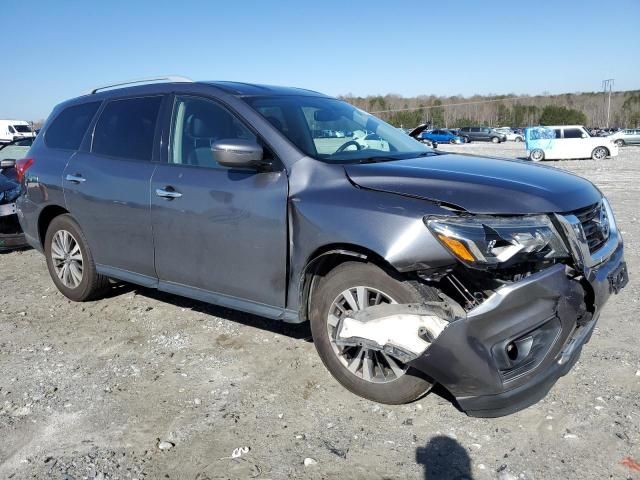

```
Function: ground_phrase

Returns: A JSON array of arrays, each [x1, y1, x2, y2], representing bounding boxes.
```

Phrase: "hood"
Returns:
[[344, 154, 602, 214]]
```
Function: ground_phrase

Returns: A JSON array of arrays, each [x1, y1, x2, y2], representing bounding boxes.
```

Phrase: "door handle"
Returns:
[[65, 173, 86, 183], [155, 187, 182, 199]]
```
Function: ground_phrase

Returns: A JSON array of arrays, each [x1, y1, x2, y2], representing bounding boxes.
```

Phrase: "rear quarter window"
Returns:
[[45, 102, 102, 150]]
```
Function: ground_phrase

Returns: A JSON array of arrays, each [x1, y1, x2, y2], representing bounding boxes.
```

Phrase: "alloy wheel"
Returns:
[[51, 230, 84, 289], [326, 286, 408, 384]]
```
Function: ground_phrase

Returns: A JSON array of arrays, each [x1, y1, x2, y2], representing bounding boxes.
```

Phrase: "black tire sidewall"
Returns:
[[309, 261, 434, 404], [44, 214, 100, 301]]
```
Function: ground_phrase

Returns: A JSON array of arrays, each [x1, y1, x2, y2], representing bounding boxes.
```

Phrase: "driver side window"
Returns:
[[170, 96, 257, 169]]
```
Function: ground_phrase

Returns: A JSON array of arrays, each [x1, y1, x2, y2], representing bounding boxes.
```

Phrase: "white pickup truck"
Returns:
[[525, 125, 618, 161]]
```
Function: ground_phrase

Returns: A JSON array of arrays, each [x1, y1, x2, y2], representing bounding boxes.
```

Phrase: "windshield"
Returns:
[[244, 95, 433, 163], [13, 124, 32, 133]]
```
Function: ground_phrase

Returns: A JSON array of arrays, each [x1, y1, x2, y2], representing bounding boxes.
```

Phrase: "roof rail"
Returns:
[[86, 75, 194, 95]]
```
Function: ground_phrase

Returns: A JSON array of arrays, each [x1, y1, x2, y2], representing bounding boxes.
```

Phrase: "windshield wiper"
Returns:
[[354, 156, 404, 164], [414, 151, 442, 157]]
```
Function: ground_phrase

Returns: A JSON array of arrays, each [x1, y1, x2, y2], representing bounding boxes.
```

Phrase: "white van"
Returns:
[[525, 125, 618, 161], [0, 120, 35, 144]]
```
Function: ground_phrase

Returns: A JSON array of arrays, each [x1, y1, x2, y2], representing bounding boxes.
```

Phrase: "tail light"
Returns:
[[15, 158, 34, 183]]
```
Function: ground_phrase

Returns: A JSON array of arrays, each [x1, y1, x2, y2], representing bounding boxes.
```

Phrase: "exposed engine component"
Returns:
[[334, 301, 463, 363]]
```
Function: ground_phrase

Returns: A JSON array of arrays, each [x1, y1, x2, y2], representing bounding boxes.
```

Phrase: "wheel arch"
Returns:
[[296, 243, 401, 323], [37, 204, 70, 248]]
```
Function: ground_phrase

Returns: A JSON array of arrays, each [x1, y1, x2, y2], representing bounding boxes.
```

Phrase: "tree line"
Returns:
[[340, 90, 640, 129]]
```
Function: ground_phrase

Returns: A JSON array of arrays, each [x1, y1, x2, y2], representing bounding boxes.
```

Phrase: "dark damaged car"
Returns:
[[16, 79, 628, 417], [0, 138, 32, 250]]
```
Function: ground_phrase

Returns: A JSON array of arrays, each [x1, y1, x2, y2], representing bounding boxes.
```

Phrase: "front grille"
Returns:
[[571, 202, 609, 253]]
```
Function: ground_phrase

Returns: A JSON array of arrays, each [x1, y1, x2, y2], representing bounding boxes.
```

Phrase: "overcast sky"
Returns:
[[2, 0, 639, 120]]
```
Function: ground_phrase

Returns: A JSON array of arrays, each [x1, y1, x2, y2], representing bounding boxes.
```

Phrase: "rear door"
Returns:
[[150, 94, 288, 312], [63, 95, 164, 281]]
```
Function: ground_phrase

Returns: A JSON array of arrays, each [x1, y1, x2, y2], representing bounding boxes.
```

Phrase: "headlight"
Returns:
[[425, 215, 569, 268]]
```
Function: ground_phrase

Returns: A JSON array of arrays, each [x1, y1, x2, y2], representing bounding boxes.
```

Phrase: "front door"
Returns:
[[63, 95, 164, 280], [150, 95, 288, 313]]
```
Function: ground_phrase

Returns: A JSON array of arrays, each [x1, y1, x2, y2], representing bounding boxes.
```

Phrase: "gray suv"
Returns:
[[17, 78, 627, 417], [458, 126, 507, 143]]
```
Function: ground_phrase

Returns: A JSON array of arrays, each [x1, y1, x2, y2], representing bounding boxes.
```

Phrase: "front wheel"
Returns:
[[45, 214, 109, 302], [615, 139, 624, 147], [591, 146, 608, 160], [309, 262, 437, 404]]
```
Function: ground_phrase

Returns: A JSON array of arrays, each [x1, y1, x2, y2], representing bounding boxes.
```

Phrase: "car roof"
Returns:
[[56, 80, 331, 111], [538, 125, 585, 129], [202, 81, 328, 97]]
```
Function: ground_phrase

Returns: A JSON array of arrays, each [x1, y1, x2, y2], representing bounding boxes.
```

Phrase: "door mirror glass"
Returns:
[[212, 139, 264, 168], [581, 133, 587, 138]]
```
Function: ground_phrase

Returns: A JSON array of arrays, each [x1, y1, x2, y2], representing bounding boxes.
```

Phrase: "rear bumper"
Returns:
[[409, 242, 627, 417]]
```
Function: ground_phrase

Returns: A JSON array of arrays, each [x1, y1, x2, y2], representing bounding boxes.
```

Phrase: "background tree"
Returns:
[[539, 106, 587, 125]]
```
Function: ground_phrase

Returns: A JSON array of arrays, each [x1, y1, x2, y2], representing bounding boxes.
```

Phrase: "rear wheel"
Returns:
[[309, 261, 438, 404], [449, 138, 456, 144], [530, 149, 545, 162], [515, 136, 524, 142], [491, 136, 500, 143], [591, 146, 608, 160], [45, 214, 109, 302]]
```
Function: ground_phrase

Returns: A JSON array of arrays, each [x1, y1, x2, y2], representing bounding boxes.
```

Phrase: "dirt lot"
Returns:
[[1, 143, 639, 480]]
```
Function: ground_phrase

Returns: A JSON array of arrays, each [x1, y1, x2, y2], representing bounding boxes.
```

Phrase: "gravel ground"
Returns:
[[1, 143, 639, 480]]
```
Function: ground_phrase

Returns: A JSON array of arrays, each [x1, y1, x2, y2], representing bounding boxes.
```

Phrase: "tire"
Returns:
[[530, 149, 545, 162], [463, 137, 471, 143], [491, 136, 500, 143], [44, 214, 109, 302], [615, 139, 624, 147], [309, 261, 438, 404], [515, 136, 524, 142], [591, 146, 608, 160], [449, 138, 456, 144]]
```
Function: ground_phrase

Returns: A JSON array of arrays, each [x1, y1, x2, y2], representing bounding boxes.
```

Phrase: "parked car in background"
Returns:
[[0, 139, 32, 250], [458, 126, 507, 143], [16, 78, 627, 416], [494, 127, 524, 142], [525, 125, 618, 161], [407, 123, 437, 147], [608, 129, 640, 146], [0, 120, 36, 144], [419, 129, 463, 144]]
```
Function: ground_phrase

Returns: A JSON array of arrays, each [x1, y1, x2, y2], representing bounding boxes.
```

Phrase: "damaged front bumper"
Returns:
[[339, 242, 628, 417]]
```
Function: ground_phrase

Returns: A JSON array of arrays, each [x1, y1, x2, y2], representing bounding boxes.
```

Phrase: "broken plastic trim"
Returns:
[[334, 301, 463, 363]]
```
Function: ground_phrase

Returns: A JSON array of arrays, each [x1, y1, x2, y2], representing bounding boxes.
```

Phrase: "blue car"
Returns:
[[420, 129, 463, 144]]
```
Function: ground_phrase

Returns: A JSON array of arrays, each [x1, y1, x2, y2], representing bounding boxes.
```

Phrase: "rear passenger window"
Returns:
[[46, 102, 101, 150], [92, 96, 162, 161], [554, 129, 562, 138]]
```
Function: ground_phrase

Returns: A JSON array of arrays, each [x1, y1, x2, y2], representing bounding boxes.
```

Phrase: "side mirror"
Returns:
[[581, 133, 588, 138], [212, 139, 265, 169]]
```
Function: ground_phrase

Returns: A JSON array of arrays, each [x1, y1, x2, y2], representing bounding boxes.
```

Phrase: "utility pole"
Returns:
[[602, 79, 614, 127]]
